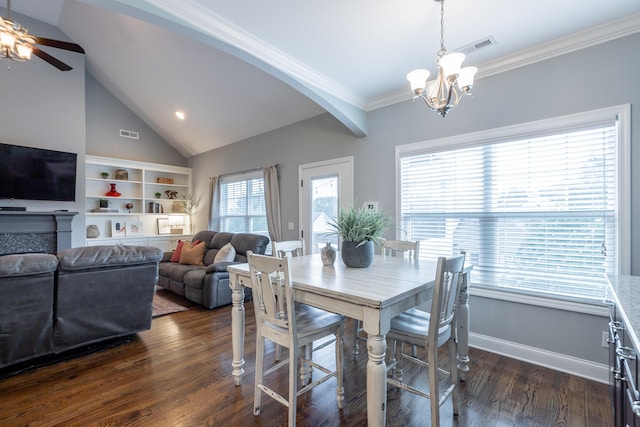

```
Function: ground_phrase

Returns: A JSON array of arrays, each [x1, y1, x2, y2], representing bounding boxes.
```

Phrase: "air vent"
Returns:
[[457, 35, 497, 55], [119, 129, 139, 140]]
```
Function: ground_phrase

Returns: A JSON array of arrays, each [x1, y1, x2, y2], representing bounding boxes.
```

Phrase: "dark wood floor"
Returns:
[[0, 291, 612, 426]]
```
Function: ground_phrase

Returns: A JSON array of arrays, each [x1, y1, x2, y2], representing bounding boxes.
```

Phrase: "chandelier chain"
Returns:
[[438, 0, 446, 57]]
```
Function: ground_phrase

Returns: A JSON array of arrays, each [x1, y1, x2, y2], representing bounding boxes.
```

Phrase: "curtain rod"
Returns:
[[209, 164, 279, 180]]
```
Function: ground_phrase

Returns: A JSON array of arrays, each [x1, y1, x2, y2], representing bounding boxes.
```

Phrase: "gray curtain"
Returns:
[[208, 175, 221, 230], [263, 165, 282, 243]]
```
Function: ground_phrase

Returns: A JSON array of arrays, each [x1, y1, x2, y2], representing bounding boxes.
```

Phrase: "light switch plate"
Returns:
[[288, 222, 295, 231]]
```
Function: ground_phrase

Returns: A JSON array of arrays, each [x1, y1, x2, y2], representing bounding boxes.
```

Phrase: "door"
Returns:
[[299, 157, 353, 254]]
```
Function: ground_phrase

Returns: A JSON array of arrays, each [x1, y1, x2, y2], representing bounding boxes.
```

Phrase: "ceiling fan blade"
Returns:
[[32, 46, 73, 71], [34, 37, 85, 54]]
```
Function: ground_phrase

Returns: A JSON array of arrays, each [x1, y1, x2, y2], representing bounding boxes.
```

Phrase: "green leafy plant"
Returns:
[[326, 205, 391, 247]]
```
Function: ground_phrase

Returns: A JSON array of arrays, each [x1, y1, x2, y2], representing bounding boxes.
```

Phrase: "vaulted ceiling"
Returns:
[[7, 0, 640, 157]]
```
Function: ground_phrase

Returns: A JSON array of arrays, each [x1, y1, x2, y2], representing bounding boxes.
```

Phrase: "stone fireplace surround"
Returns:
[[0, 211, 77, 255]]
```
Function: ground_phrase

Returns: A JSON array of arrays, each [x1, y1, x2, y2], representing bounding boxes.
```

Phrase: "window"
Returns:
[[218, 170, 268, 237], [396, 106, 630, 302]]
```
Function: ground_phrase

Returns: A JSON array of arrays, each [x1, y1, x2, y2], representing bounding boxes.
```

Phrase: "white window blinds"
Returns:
[[219, 170, 268, 235], [399, 120, 619, 302]]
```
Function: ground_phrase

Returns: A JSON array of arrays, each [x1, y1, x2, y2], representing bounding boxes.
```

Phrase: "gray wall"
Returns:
[[0, 13, 86, 248], [85, 74, 187, 166], [0, 12, 187, 248], [190, 32, 640, 371]]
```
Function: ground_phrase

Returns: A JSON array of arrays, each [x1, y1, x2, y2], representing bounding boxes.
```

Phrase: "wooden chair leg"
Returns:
[[288, 346, 298, 427], [448, 338, 459, 415], [254, 333, 265, 415], [428, 344, 440, 427], [335, 329, 345, 408]]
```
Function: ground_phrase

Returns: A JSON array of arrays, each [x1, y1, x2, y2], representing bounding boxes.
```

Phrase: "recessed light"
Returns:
[[175, 111, 185, 120]]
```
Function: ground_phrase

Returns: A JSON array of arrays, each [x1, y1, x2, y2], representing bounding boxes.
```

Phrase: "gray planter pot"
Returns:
[[341, 240, 374, 268]]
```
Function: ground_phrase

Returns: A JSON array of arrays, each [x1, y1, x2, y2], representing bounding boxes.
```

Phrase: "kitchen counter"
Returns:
[[607, 274, 640, 355]]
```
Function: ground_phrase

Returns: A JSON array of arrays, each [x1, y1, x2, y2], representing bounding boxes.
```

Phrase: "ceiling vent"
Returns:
[[457, 35, 497, 55], [119, 129, 139, 140]]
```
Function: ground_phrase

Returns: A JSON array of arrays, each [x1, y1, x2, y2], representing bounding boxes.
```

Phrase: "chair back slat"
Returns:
[[272, 240, 306, 258], [248, 251, 292, 330], [430, 254, 466, 337], [382, 240, 419, 260]]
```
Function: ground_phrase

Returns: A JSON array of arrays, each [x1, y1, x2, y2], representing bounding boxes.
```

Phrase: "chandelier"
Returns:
[[0, 0, 35, 62], [407, 0, 477, 117]]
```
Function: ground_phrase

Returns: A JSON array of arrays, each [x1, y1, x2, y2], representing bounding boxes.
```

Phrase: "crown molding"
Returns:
[[367, 13, 640, 111], [145, 2, 640, 114], [476, 13, 640, 80]]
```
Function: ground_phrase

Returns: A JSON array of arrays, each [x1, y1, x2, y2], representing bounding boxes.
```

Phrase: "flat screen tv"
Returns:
[[0, 143, 78, 202]]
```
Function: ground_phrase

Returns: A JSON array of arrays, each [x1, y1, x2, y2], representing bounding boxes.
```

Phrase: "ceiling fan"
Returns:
[[0, 0, 84, 71]]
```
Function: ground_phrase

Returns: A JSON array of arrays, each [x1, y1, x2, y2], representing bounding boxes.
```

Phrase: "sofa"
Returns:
[[157, 230, 270, 309], [0, 245, 162, 370]]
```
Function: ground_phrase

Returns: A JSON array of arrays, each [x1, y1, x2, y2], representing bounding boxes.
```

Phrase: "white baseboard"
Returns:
[[469, 332, 609, 384]]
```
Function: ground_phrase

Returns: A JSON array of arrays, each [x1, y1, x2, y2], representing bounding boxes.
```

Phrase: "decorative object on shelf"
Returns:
[[100, 172, 109, 179], [86, 225, 100, 238], [325, 205, 391, 268], [406, 0, 478, 118], [321, 242, 336, 266], [125, 221, 143, 236], [125, 202, 134, 213], [157, 218, 171, 235], [155, 192, 162, 198], [165, 190, 178, 199], [98, 199, 110, 208], [181, 194, 199, 234], [115, 169, 129, 180], [169, 215, 185, 234], [111, 220, 126, 237], [105, 183, 121, 197], [157, 177, 174, 184]]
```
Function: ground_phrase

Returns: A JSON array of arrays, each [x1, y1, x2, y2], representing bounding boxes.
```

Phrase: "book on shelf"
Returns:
[[148, 202, 164, 213]]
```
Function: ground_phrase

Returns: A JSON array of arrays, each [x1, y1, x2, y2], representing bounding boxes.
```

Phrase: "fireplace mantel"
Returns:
[[0, 211, 77, 255]]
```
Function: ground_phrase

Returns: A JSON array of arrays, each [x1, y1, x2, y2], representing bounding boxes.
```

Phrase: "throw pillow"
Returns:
[[169, 240, 185, 262], [214, 242, 236, 263], [179, 240, 206, 266]]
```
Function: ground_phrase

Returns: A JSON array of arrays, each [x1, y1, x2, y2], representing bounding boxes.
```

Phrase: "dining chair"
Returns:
[[352, 239, 420, 360], [381, 239, 420, 259], [272, 239, 306, 257], [385, 253, 466, 427], [247, 251, 345, 427]]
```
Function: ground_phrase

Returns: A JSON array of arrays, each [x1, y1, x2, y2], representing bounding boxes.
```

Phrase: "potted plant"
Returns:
[[100, 172, 109, 179], [326, 205, 391, 268]]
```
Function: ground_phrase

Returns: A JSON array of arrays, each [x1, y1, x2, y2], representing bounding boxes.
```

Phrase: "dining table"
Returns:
[[227, 253, 471, 427]]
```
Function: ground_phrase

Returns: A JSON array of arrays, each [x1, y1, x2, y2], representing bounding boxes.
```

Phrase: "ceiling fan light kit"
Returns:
[[407, 0, 478, 117], [0, 0, 84, 70], [0, 11, 33, 61]]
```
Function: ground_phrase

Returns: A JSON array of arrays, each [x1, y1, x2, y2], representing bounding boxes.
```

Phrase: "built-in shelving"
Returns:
[[85, 155, 193, 248]]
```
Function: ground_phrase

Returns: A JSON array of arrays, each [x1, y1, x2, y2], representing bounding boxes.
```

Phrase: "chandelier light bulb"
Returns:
[[457, 66, 478, 92], [438, 52, 465, 81], [406, 69, 430, 94]]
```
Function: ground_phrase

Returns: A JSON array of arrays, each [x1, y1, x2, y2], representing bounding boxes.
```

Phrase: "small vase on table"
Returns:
[[321, 242, 336, 266]]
